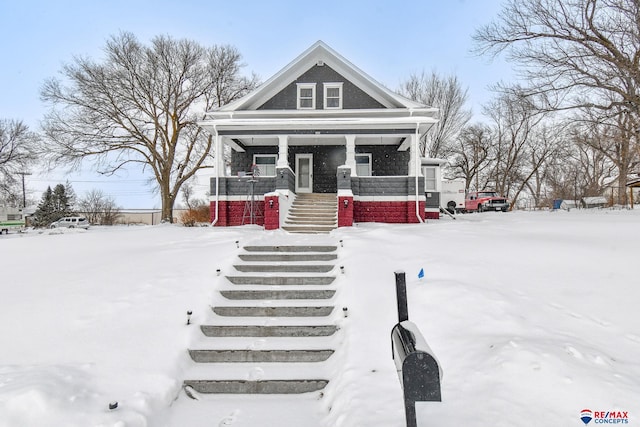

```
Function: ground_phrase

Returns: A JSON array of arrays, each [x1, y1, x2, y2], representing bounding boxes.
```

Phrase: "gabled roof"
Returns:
[[217, 40, 427, 112]]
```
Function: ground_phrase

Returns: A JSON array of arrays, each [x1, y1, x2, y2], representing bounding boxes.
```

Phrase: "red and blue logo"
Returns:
[[581, 409, 629, 424]]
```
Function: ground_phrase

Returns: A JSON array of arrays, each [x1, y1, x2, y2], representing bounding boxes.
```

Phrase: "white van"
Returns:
[[50, 216, 90, 229]]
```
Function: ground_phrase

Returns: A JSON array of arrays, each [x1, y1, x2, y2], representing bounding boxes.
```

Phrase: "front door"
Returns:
[[295, 153, 313, 193]]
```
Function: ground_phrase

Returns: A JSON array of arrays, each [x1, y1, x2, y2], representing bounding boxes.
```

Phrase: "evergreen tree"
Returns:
[[31, 183, 76, 227], [52, 183, 73, 216], [32, 187, 56, 227]]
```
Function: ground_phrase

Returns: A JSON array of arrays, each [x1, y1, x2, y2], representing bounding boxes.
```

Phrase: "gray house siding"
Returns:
[[258, 65, 385, 110], [351, 176, 424, 197], [425, 191, 441, 209], [230, 146, 278, 176], [356, 145, 409, 176], [211, 176, 277, 197], [230, 145, 345, 193]]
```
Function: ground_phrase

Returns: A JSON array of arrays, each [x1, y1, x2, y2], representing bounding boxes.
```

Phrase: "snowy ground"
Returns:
[[0, 209, 638, 427]]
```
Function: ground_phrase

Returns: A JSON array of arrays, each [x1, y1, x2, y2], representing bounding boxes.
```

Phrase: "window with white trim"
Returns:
[[253, 154, 277, 176], [355, 153, 372, 176], [424, 167, 437, 191], [297, 83, 316, 109], [323, 83, 343, 109]]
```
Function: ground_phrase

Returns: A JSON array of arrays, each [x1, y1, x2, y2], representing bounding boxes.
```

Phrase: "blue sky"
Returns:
[[0, 0, 513, 208]]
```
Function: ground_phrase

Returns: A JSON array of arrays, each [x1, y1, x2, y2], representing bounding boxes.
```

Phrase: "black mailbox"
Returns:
[[391, 320, 442, 402], [391, 271, 442, 427]]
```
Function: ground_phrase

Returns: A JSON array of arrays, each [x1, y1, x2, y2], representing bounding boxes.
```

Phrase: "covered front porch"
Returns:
[[201, 109, 437, 228]]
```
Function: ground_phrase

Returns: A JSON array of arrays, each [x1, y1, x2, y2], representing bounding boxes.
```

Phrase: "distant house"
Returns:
[[198, 41, 439, 229], [581, 196, 608, 209]]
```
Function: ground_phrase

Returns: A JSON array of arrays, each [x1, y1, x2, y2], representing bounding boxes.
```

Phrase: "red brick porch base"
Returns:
[[425, 211, 440, 220], [338, 195, 354, 227], [210, 200, 265, 226], [263, 195, 279, 230], [353, 201, 425, 223]]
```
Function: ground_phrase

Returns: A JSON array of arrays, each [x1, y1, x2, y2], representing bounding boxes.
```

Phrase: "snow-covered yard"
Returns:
[[0, 209, 638, 426]]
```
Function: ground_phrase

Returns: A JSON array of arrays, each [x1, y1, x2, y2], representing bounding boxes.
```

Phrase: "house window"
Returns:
[[424, 167, 437, 191], [324, 83, 343, 109], [355, 153, 371, 176], [253, 154, 277, 176], [297, 83, 316, 109]]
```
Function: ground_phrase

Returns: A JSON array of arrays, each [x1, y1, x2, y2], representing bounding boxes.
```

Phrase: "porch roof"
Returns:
[[199, 108, 438, 137], [627, 177, 640, 188]]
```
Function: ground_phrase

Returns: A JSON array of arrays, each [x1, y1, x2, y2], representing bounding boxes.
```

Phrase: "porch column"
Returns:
[[408, 133, 422, 176], [215, 135, 226, 177], [345, 135, 357, 175], [277, 135, 289, 168]]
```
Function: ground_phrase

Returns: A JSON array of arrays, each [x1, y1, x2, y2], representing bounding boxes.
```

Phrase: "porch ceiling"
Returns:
[[233, 135, 404, 146]]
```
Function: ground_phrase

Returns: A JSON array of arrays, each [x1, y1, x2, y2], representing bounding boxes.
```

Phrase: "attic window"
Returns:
[[324, 83, 343, 109], [297, 83, 316, 109]]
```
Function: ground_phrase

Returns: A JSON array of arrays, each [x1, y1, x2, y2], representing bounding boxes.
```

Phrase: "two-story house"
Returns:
[[198, 41, 440, 230]]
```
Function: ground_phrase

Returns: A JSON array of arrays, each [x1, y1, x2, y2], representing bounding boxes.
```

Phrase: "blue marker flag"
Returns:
[[418, 268, 424, 279]]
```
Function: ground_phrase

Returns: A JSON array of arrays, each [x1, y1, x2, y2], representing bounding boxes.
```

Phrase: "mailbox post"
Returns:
[[391, 271, 442, 427]]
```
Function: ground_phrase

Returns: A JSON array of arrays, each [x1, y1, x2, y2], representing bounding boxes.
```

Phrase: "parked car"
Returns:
[[465, 191, 510, 212], [50, 216, 90, 229]]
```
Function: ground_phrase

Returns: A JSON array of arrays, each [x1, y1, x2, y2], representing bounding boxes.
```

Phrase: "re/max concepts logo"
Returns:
[[581, 409, 629, 424]]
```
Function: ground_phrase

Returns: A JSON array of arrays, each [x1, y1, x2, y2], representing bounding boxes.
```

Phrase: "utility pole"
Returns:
[[17, 172, 32, 208]]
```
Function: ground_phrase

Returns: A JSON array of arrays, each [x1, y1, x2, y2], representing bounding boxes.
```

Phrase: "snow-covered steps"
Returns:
[[243, 245, 337, 252], [238, 253, 337, 262], [282, 224, 338, 234], [212, 306, 334, 317], [183, 379, 329, 394], [219, 289, 336, 300], [233, 264, 334, 273], [200, 325, 338, 337], [226, 275, 335, 285], [188, 349, 334, 363], [184, 240, 340, 395], [282, 194, 338, 234]]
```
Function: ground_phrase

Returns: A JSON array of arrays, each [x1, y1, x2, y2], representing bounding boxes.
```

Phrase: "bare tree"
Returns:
[[399, 70, 471, 158], [474, 0, 640, 187], [452, 90, 564, 208], [571, 108, 640, 203], [547, 131, 616, 204], [41, 32, 259, 222], [512, 122, 569, 208], [0, 119, 38, 204], [77, 189, 121, 225], [449, 123, 494, 191], [483, 90, 549, 201]]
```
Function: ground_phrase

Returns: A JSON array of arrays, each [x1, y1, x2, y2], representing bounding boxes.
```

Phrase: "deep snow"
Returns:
[[0, 209, 638, 426]]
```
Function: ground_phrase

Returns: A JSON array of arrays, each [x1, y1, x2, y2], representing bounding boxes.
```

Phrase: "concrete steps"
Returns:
[[282, 193, 338, 234], [233, 264, 335, 273], [212, 306, 334, 317], [226, 275, 335, 285], [220, 289, 336, 300], [238, 253, 337, 262], [189, 349, 334, 363], [200, 325, 338, 337], [183, 379, 328, 394], [183, 242, 340, 395]]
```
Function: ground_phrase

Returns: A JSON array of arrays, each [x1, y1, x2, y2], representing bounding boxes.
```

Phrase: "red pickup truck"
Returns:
[[465, 191, 510, 212]]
